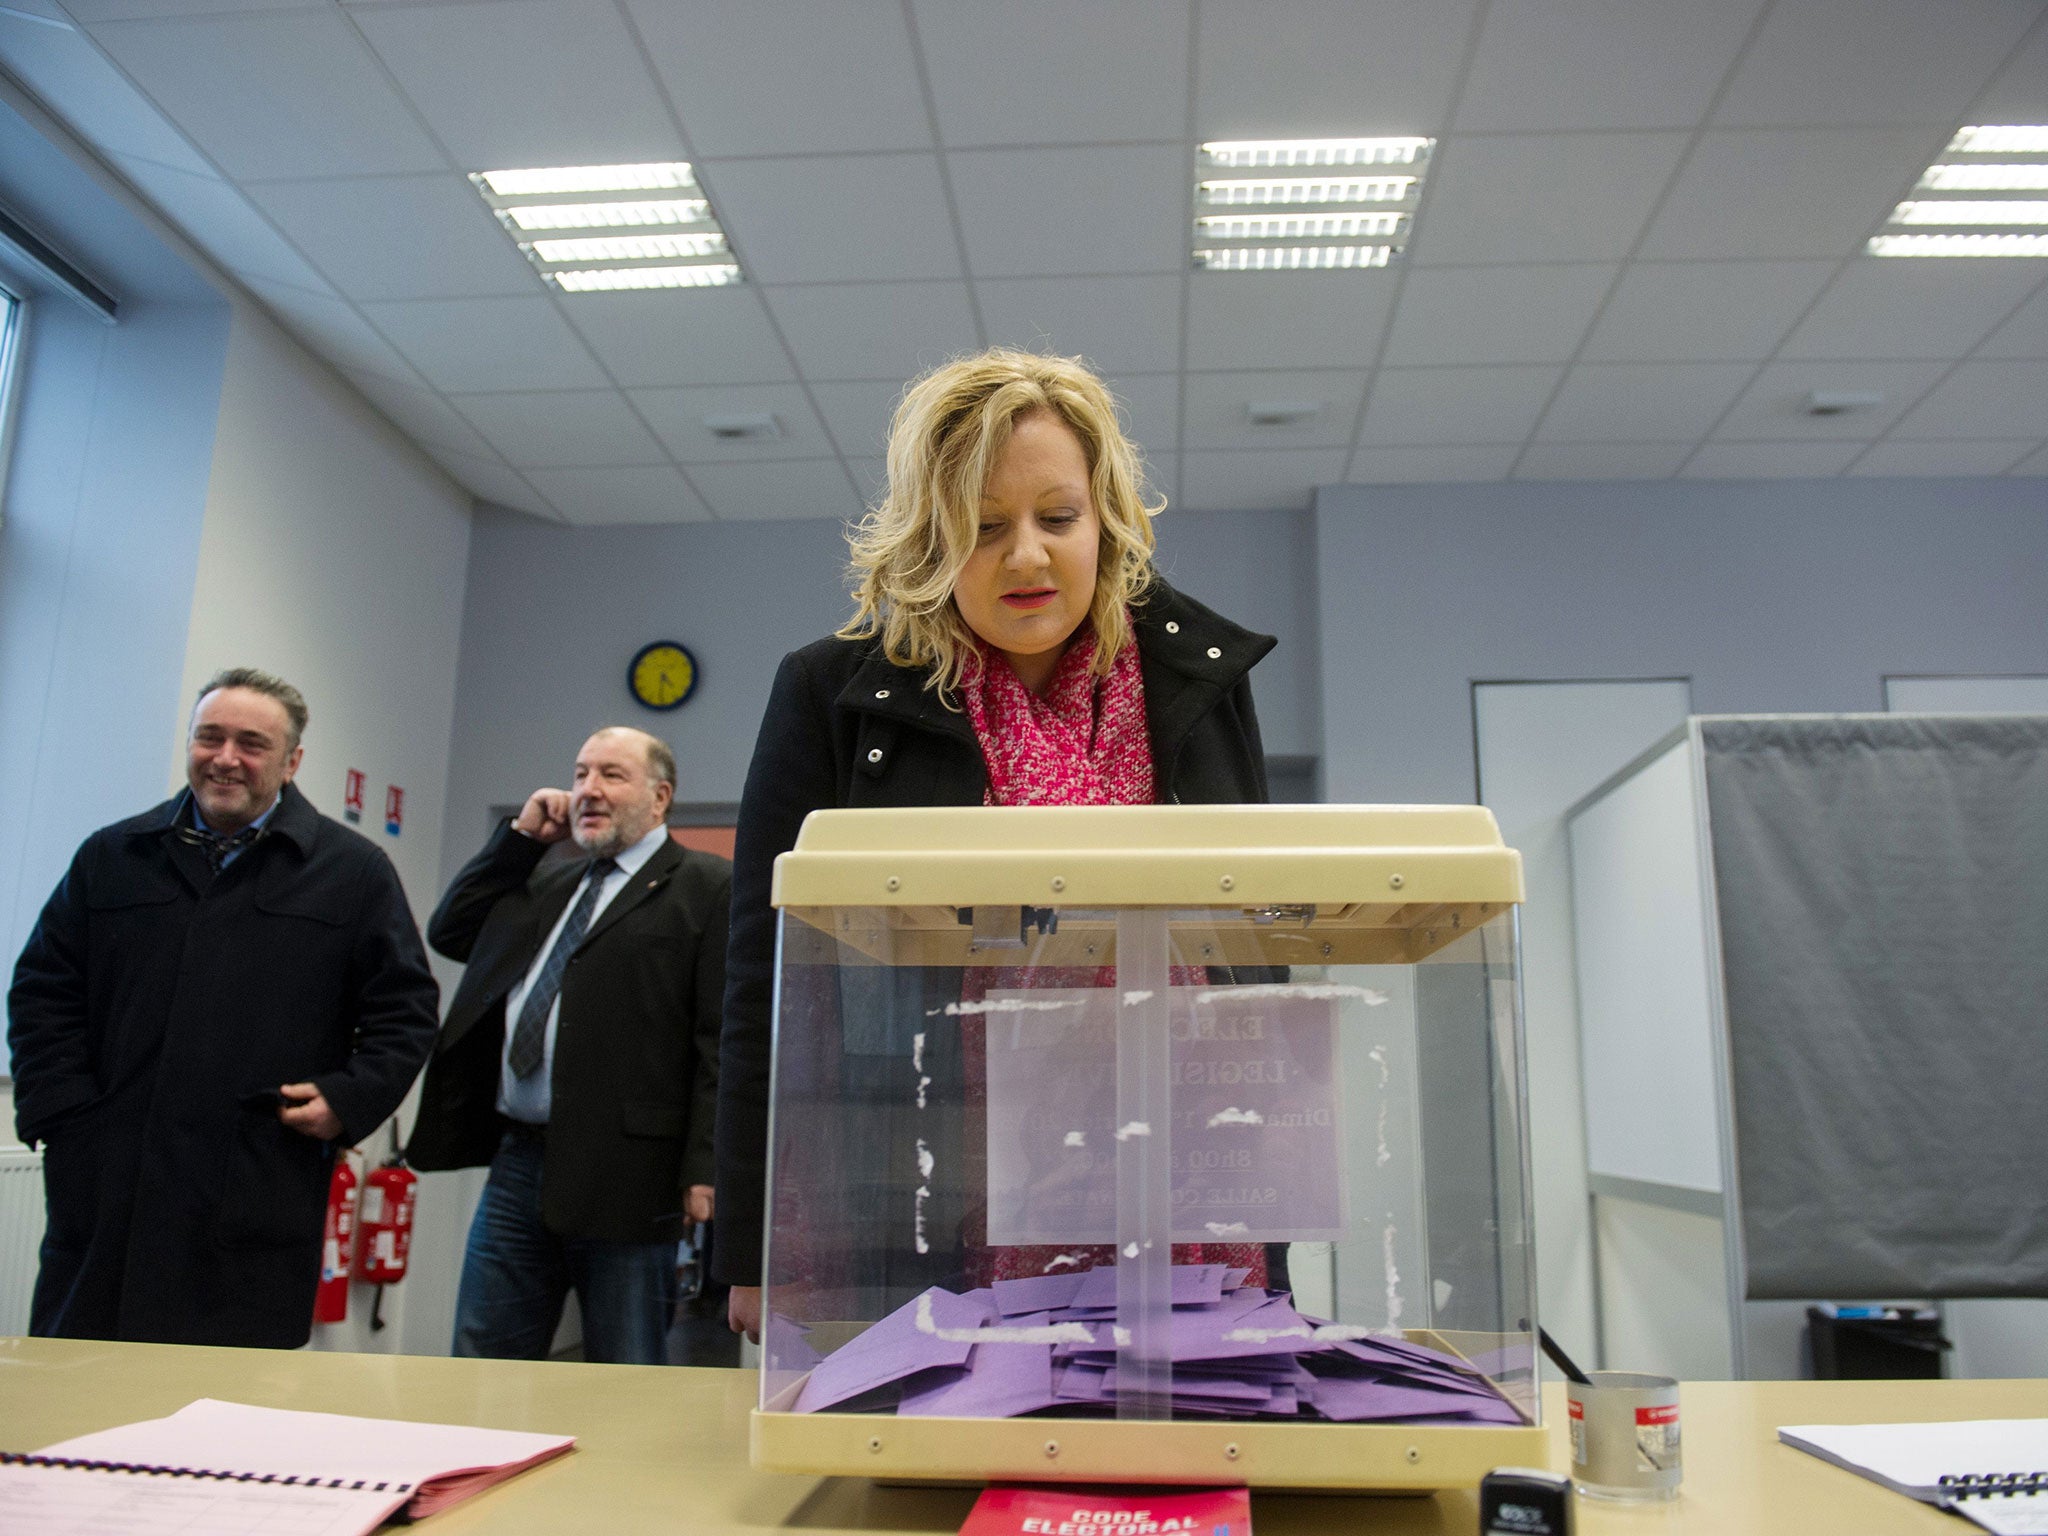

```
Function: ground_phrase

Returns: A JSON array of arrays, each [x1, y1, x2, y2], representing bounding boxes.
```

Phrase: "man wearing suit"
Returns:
[[407, 727, 729, 1364]]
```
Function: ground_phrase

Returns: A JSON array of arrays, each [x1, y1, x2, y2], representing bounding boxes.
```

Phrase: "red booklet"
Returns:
[[962, 1485, 1252, 1536]]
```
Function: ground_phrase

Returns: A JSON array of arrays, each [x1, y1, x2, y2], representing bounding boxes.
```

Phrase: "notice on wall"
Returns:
[[983, 987, 1346, 1246], [343, 769, 365, 825], [385, 784, 404, 837]]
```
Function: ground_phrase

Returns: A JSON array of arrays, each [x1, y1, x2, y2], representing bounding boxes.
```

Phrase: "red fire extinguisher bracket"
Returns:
[[314, 1152, 359, 1326]]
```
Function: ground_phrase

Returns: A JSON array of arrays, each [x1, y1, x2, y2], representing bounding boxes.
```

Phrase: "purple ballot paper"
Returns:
[[792, 1286, 991, 1413], [899, 1313, 1064, 1419], [983, 987, 1347, 1245]]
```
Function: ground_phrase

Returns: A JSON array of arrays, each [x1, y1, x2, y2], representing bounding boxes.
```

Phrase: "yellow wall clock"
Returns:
[[628, 641, 698, 711]]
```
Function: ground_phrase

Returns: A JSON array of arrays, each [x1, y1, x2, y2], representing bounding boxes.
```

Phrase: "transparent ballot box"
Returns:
[[752, 806, 1540, 1490]]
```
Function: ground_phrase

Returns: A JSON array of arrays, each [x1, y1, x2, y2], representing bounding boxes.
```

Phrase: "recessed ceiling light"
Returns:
[[1945, 125, 2048, 155], [471, 162, 742, 291], [1875, 129, 2048, 255], [1190, 136, 1432, 273]]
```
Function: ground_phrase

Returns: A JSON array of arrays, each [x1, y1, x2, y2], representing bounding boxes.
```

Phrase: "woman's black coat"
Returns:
[[711, 581, 1276, 1286]]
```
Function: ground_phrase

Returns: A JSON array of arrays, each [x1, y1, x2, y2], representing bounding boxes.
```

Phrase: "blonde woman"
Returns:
[[716, 349, 1277, 1341]]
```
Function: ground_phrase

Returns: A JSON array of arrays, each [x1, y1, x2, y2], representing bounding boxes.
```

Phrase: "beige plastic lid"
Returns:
[[771, 804, 1524, 909]]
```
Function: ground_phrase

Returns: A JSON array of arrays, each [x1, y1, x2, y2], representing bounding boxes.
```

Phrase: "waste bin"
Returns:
[[1806, 1305, 1950, 1379]]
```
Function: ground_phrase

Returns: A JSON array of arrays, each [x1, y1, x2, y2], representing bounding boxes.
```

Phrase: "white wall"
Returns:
[[1314, 477, 2048, 805]]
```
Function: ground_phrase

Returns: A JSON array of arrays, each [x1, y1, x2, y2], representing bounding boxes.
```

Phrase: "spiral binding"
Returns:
[[1938, 1471, 2048, 1500], [0, 1450, 413, 1494]]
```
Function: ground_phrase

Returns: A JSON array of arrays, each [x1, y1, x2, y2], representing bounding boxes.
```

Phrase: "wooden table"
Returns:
[[2, 1337, 2043, 1533]]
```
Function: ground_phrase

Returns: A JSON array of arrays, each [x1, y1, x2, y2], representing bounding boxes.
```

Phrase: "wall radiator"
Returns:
[[0, 1148, 45, 1336]]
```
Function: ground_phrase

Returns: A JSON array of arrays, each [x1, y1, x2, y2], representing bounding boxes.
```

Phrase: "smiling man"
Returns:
[[7, 667, 439, 1348], [408, 728, 730, 1363]]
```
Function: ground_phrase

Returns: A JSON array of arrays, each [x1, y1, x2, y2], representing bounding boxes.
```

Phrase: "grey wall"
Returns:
[[1313, 478, 2048, 805], [439, 505, 1319, 879]]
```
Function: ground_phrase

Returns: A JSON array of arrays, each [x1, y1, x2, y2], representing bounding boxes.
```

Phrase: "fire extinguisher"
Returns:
[[313, 1150, 359, 1325], [354, 1124, 418, 1332]]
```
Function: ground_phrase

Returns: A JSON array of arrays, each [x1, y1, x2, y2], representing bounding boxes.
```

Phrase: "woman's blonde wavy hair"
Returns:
[[839, 348, 1161, 701]]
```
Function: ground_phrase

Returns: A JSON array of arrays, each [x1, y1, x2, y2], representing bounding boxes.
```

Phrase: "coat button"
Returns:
[[875, 688, 890, 699], [867, 748, 885, 763], [1165, 621, 1180, 634], [1206, 646, 1222, 659]]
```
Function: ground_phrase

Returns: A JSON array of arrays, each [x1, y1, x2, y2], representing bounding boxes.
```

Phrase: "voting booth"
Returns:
[[749, 805, 1543, 1491]]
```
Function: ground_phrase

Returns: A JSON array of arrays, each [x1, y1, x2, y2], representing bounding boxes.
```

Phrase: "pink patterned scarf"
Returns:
[[962, 627, 1154, 807]]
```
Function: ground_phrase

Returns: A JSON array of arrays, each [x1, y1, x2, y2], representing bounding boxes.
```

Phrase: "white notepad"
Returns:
[[1, 1397, 575, 1536], [1779, 1419, 2048, 1536]]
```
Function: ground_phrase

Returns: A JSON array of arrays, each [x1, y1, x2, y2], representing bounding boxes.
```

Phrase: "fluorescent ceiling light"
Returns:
[[478, 163, 696, 196], [1196, 210, 1405, 240], [473, 162, 741, 290], [1946, 125, 2048, 155], [528, 233, 731, 263], [1193, 244, 1395, 271], [501, 199, 713, 232], [1918, 163, 2048, 192], [1892, 200, 2048, 226], [1868, 233, 2048, 257], [1199, 175, 1417, 206], [1201, 137, 1431, 169], [548, 264, 744, 291]]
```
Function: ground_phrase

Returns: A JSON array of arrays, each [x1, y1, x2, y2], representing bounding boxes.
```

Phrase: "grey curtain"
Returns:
[[1701, 716, 2048, 1300]]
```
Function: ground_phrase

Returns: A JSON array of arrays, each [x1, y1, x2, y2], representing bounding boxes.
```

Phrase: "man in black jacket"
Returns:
[[7, 668, 438, 1348], [408, 727, 729, 1364]]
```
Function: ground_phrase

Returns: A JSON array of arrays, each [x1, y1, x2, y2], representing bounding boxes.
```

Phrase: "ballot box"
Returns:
[[751, 806, 1542, 1491]]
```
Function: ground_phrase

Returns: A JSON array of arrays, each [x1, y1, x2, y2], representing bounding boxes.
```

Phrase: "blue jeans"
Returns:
[[452, 1131, 677, 1364]]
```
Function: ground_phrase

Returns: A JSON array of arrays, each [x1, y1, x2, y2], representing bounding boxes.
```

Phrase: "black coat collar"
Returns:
[[132, 781, 323, 858]]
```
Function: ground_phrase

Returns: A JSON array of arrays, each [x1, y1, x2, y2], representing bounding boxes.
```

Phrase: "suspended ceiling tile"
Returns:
[[1357, 365, 1562, 444], [1453, 0, 1765, 132], [847, 455, 889, 503], [1849, 440, 2038, 478], [111, 153, 329, 291], [976, 274, 1184, 376], [556, 288, 796, 388], [1581, 260, 1838, 362], [1710, 0, 2035, 128], [1514, 442, 1695, 480], [2008, 444, 2048, 476], [1185, 272, 1396, 372], [1636, 127, 1948, 261], [1972, 16, 2048, 123], [1110, 371, 1181, 455], [1383, 264, 1616, 366], [1408, 132, 1687, 265], [523, 464, 713, 525], [760, 280, 979, 381], [807, 379, 912, 459], [1714, 359, 1949, 440], [1182, 370, 1366, 451], [241, 275, 418, 383], [449, 389, 669, 470], [1177, 448, 1348, 513], [360, 294, 611, 393], [688, 456, 862, 521], [89, 11, 448, 180], [352, 0, 684, 171], [624, 0, 930, 158], [627, 382, 835, 462], [342, 368, 501, 461], [243, 173, 537, 302], [65, 0, 320, 16], [1889, 360, 2048, 440], [0, 13, 213, 175], [950, 145, 1185, 278], [1778, 260, 2048, 361], [1680, 441, 1864, 477], [913, 0, 1188, 147], [420, 443, 560, 519], [1345, 443, 1521, 483], [1973, 287, 2048, 361], [1536, 362, 1755, 442], [704, 153, 960, 285], [1194, 0, 1479, 140]]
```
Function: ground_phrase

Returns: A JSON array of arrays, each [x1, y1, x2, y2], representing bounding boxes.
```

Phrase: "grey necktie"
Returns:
[[506, 857, 616, 1081]]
